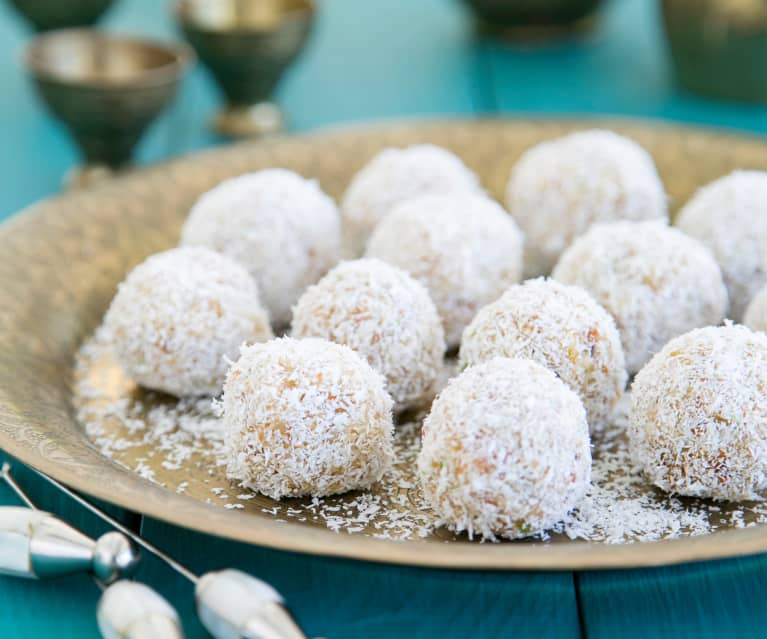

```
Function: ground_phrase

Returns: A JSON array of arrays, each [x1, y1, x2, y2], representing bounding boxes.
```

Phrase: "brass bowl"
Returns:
[[662, 0, 767, 102], [462, 0, 604, 37], [174, 0, 314, 138], [24, 29, 193, 187], [7, 0, 114, 32], [3, 118, 767, 570]]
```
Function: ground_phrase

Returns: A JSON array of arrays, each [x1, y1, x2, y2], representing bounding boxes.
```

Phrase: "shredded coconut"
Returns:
[[222, 337, 395, 500], [676, 170, 767, 321], [291, 258, 445, 411], [460, 278, 627, 431], [507, 129, 668, 276], [341, 144, 479, 257], [366, 192, 524, 348], [553, 220, 728, 374], [418, 358, 591, 540], [75, 332, 767, 544], [629, 324, 767, 500], [180, 169, 341, 327], [103, 247, 272, 397]]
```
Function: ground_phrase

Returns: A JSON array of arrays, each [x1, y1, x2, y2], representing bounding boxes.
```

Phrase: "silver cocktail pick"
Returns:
[[0, 463, 185, 639], [33, 469, 311, 639]]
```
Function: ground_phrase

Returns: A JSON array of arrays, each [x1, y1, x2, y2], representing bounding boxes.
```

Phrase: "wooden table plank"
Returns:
[[578, 557, 767, 639], [139, 517, 582, 639]]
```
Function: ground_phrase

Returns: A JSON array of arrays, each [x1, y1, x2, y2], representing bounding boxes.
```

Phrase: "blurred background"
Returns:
[[2, 0, 766, 219]]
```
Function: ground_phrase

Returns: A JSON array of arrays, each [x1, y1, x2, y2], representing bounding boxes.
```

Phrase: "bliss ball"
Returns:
[[291, 258, 445, 411], [417, 357, 591, 540], [745, 285, 767, 332], [366, 192, 524, 348], [341, 144, 479, 256], [223, 337, 394, 500], [676, 171, 767, 321], [180, 169, 341, 327], [629, 325, 767, 500], [104, 247, 273, 397], [553, 221, 727, 374], [459, 278, 626, 431], [507, 129, 668, 276]]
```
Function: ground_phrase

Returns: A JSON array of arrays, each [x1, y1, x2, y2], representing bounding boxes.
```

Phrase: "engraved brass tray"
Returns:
[[3, 119, 767, 570]]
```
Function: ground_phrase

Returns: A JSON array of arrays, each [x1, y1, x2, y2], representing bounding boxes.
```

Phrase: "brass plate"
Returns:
[[3, 118, 767, 570]]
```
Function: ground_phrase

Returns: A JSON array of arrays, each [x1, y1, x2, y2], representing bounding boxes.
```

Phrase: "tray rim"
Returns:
[[3, 115, 767, 571]]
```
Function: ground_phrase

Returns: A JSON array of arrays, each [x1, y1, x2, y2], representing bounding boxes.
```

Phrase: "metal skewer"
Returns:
[[0, 463, 185, 639], [33, 468, 311, 639]]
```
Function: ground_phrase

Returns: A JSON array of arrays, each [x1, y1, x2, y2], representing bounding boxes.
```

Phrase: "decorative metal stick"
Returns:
[[34, 469, 311, 639], [0, 463, 184, 639]]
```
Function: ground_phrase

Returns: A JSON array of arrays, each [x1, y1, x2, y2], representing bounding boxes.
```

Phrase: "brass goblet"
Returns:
[[6, 0, 115, 31], [462, 0, 604, 38], [174, 0, 315, 138], [24, 29, 193, 188]]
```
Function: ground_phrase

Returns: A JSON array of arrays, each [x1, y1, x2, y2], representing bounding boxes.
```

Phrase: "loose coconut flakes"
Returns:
[[75, 332, 767, 544]]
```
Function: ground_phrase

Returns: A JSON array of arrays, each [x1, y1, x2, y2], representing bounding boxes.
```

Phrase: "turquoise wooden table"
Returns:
[[2, 0, 767, 637]]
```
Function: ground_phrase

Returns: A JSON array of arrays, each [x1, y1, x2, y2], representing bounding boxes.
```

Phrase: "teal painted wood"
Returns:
[[138, 517, 581, 639], [577, 556, 767, 639]]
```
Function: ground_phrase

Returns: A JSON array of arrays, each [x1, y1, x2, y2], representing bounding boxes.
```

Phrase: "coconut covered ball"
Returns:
[[460, 278, 627, 430], [366, 192, 524, 348], [553, 221, 727, 374], [223, 337, 394, 500], [676, 171, 767, 321], [104, 247, 273, 397], [291, 258, 445, 411], [629, 324, 767, 500], [180, 169, 341, 327], [341, 144, 479, 256], [417, 357, 591, 540], [745, 285, 767, 332], [507, 129, 668, 276]]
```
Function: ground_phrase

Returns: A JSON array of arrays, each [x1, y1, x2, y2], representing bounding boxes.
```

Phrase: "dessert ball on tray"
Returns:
[[553, 220, 727, 374], [366, 192, 524, 348], [341, 144, 479, 256], [223, 337, 394, 500], [676, 170, 767, 321], [291, 258, 445, 411], [506, 129, 668, 276], [417, 357, 591, 540], [745, 285, 767, 333], [180, 169, 341, 327], [629, 325, 767, 500], [459, 278, 627, 431], [104, 247, 273, 397]]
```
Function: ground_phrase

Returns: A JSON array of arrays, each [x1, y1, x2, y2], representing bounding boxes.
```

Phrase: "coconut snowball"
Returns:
[[745, 285, 767, 332], [180, 169, 341, 327], [104, 247, 273, 397], [341, 144, 479, 256], [553, 221, 727, 374], [417, 357, 591, 540], [291, 258, 445, 411], [459, 278, 627, 430], [507, 129, 668, 276], [629, 324, 767, 500], [223, 337, 394, 500], [676, 171, 767, 321], [365, 192, 524, 348]]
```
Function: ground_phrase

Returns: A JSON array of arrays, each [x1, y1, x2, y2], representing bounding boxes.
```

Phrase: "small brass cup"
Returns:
[[7, 0, 114, 32], [175, 0, 315, 138], [462, 0, 604, 38], [662, 0, 767, 102], [25, 29, 193, 188]]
